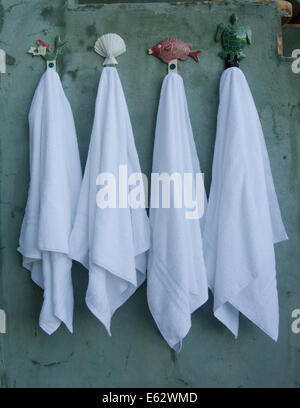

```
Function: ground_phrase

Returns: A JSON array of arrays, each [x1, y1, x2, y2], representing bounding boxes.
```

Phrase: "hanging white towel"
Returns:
[[203, 67, 288, 341], [18, 68, 82, 335], [147, 73, 208, 352], [69, 67, 150, 334]]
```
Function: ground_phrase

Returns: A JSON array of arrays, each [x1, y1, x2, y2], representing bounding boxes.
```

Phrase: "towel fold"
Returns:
[[203, 67, 288, 341], [18, 68, 82, 334], [147, 73, 208, 352], [69, 67, 150, 334]]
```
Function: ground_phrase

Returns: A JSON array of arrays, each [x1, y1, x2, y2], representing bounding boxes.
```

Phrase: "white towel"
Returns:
[[203, 67, 288, 341], [147, 73, 208, 352], [18, 68, 82, 335], [69, 67, 150, 334]]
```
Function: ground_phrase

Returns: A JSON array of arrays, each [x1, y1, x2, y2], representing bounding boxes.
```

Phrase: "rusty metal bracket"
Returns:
[[278, 0, 293, 17]]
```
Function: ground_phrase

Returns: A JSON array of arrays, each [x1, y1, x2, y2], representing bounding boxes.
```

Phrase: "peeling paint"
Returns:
[[6, 55, 16, 66], [86, 23, 97, 37], [66, 68, 79, 81]]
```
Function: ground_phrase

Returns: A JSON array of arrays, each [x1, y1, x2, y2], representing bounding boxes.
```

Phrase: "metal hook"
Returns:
[[168, 59, 178, 74]]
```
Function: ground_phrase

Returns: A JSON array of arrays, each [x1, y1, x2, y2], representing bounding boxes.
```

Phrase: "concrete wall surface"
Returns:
[[0, 0, 299, 388]]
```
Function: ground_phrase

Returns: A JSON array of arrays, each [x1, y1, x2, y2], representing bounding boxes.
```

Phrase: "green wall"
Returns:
[[283, 25, 300, 56], [0, 0, 299, 388]]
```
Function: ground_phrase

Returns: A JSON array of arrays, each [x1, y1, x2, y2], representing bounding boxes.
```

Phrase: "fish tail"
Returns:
[[189, 49, 202, 62]]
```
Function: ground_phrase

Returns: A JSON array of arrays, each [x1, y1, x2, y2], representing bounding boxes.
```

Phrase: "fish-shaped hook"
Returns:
[[148, 38, 202, 74], [148, 38, 202, 64]]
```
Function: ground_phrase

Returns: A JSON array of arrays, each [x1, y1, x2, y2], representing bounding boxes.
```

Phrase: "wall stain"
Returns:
[[164, 375, 189, 386], [71, 4, 104, 11], [289, 103, 300, 183], [6, 55, 16, 66], [40, 5, 66, 28], [174, 377, 189, 386], [0, 372, 8, 388], [10, 206, 23, 219], [0, 2, 4, 33], [5, 2, 25, 14], [170, 349, 177, 364], [271, 107, 280, 141], [86, 23, 97, 38], [31, 352, 74, 368], [78, 0, 105, 3], [289, 103, 300, 235], [57, 57, 66, 79], [124, 346, 131, 369], [28, 29, 48, 37], [66, 68, 79, 81], [0, 0, 299, 389]]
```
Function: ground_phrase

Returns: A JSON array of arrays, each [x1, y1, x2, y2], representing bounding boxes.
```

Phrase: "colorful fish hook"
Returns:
[[148, 38, 202, 73]]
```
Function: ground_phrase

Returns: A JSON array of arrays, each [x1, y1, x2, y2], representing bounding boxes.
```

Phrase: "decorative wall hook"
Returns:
[[28, 36, 66, 71], [148, 38, 202, 73], [94, 33, 126, 66], [216, 14, 252, 69]]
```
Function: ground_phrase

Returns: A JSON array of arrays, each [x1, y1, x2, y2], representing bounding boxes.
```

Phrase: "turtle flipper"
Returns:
[[216, 23, 226, 43]]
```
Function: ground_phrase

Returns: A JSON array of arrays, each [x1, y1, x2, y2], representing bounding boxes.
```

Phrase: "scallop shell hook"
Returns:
[[94, 33, 126, 66]]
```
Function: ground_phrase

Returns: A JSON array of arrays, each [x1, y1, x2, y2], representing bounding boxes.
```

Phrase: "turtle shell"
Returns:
[[222, 25, 248, 55]]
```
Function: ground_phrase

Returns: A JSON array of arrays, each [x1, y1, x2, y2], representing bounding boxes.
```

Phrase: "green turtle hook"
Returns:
[[216, 14, 252, 69]]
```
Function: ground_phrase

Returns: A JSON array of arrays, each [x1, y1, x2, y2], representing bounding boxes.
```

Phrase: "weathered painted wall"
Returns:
[[283, 25, 300, 55], [0, 0, 299, 388]]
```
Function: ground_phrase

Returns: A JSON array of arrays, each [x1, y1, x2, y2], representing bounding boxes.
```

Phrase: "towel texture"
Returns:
[[147, 73, 208, 352], [203, 67, 288, 341], [18, 68, 82, 334], [69, 67, 150, 334]]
